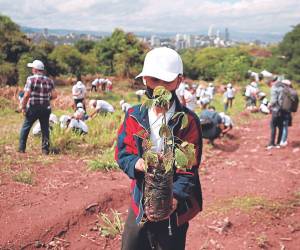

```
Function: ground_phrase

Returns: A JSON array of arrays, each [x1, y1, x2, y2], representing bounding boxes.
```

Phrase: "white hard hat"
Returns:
[[27, 60, 44, 70], [227, 83, 232, 88], [120, 100, 125, 106], [262, 98, 268, 105], [136, 47, 183, 82]]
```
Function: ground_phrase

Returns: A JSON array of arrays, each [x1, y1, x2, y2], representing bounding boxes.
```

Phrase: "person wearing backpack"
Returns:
[[279, 80, 298, 147], [267, 80, 286, 149]]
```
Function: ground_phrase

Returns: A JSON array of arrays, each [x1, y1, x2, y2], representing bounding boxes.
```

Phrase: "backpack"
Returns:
[[200, 117, 214, 129], [279, 86, 299, 112]]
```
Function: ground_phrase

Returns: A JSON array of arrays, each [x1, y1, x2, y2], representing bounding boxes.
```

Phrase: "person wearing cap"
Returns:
[[120, 99, 132, 113], [18, 59, 57, 154], [245, 81, 259, 108], [205, 82, 215, 100], [72, 80, 86, 110], [267, 78, 286, 149], [181, 84, 197, 111], [223, 83, 235, 112], [219, 112, 233, 136], [67, 109, 88, 135], [115, 47, 202, 250], [89, 99, 115, 118], [76, 102, 89, 120], [91, 78, 99, 92], [259, 96, 270, 114]]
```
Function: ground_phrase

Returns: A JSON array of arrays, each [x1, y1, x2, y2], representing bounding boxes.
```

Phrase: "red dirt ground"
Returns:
[[1, 111, 300, 250]]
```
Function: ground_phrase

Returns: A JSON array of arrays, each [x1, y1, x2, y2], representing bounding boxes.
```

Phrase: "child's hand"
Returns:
[[135, 158, 146, 172]]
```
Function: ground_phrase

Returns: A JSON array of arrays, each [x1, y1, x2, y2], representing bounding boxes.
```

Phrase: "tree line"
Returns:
[[0, 14, 299, 86]]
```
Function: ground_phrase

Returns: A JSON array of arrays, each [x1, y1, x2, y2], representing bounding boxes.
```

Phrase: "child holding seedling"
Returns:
[[115, 47, 203, 250]]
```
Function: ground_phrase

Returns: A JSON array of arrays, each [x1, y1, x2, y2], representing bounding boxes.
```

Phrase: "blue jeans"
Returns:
[[19, 105, 51, 152], [280, 119, 289, 143]]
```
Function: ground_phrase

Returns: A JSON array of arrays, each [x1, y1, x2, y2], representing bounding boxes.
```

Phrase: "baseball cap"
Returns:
[[76, 102, 84, 108], [27, 60, 45, 70], [227, 83, 232, 88], [136, 47, 183, 82]]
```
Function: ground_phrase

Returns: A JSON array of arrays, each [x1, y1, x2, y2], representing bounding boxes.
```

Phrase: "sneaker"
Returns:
[[275, 145, 281, 149], [280, 141, 288, 147], [266, 145, 274, 150]]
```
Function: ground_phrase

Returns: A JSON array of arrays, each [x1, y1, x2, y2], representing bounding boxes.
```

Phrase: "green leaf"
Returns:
[[163, 151, 174, 173], [175, 148, 189, 169], [180, 114, 189, 129], [143, 151, 159, 169]]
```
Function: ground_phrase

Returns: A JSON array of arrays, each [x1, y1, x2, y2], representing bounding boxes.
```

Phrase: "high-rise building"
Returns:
[[208, 25, 214, 38], [150, 35, 161, 47], [225, 28, 230, 41]]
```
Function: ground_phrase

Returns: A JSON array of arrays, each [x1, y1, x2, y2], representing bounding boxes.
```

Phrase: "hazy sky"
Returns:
[[0, 0, 299, 34]]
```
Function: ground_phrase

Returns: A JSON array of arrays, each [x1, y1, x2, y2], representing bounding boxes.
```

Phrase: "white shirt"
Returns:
[[96, 100, 115, 113], [196, 87, 206, 99], [176, 82, 186, 101], [148, 102, 176, 153], [60, 115, 71, 128], [205, 86, 215, 100], [92, 79, 99, 86], [121, 102, 132, 113], [225, 87, 235, 98], [245, 83, 258, 97], [183, 90, 197, 111], [72, 83, 86, 99], [68, 119, 88, 133], [220, 113, 233, 127]]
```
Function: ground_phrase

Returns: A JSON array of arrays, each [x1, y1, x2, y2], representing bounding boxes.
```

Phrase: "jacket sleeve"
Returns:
[[173, 112, 203, 202], [115, 111, 141, 179]]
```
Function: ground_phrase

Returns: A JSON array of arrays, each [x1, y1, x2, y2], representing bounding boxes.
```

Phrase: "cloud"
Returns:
[[0, 0, 299, 34]]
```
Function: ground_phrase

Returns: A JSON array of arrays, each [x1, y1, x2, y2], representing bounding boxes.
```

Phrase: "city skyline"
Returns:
[[0, 0, 299, 36]]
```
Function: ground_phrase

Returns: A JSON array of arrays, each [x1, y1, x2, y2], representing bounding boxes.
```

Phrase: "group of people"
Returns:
[[91, 77, 112, 92], [17, 46, 298, 250]]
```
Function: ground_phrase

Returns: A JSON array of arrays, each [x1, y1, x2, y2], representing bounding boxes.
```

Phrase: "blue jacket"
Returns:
[[115, 97, 203, 225]]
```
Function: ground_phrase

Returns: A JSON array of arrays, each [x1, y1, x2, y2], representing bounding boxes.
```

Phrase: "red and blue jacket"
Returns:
[[115, 97, 203, 225]]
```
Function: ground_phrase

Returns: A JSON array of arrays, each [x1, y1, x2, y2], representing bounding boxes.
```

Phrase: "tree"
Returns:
[[94, 29, 147, 77], [49, 45, 84, 76], [74, 39, 96, 54], [279, 24, 300, 81]]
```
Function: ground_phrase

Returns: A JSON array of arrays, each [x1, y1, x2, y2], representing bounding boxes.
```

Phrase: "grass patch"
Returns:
[[204, 195, 287, 217], [97, 209, 124, 238], [12, 168, 34, 185], [87, 147, 119, 171]]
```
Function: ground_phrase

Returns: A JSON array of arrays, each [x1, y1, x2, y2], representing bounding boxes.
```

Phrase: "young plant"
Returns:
[[97, 209, 124, 238]]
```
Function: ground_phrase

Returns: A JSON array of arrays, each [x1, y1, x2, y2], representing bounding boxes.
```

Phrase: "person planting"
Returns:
[[115, 47, 203, 250]]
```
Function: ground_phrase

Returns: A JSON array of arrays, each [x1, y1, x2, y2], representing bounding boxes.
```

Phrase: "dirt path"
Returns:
[[1, 112, 300, 249]]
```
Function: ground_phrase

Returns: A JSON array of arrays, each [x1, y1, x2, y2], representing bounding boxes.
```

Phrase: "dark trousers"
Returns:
[[19, 105, 51, 153], [91, 85, 97, 92], [121, 208, 188, 250], [269, 112, 284, 146]]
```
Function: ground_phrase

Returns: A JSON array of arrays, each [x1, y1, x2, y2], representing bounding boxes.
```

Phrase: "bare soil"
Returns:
[[1, 111, 299, 250]]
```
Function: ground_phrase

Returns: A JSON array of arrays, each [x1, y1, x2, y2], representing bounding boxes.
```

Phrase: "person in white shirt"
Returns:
[[67, 109, 88, 135], [59, 115, 71, 129], [219, 112, 233, 135], [72, 81, 86, 110], [182, 84, 197, 111], [205, 83, 215, 100], [223, 83, 235, 112], [196, 84, 206, 101], [175, 81, 187, 104], [259, 97, 270, 114], [245, 81, 259, 108], [98, 78, 106, 91], [91, 78, 99, 92], [33, 113, 58, 136], [89, 99, 115, 118], [120, 100, 132, 113], [135, 89, 146, 102], [106, 78, 113, 92]]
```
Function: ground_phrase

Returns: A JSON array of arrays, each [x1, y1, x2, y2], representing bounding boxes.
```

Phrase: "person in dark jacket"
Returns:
[[115, 47, 203, 250], [18, 60, 57, 154]]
